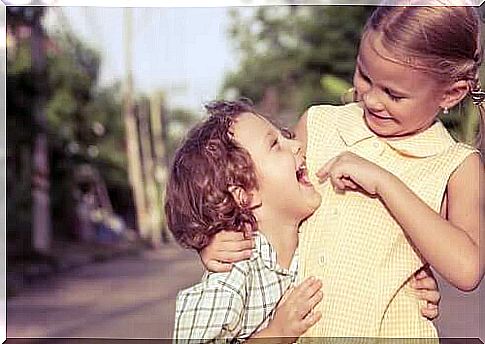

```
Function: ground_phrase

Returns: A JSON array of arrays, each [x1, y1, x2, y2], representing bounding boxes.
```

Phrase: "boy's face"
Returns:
[[232, 112, 321, 224]]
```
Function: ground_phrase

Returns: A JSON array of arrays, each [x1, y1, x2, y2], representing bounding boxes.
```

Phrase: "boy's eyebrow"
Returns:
[[264, 129, 276, 144]]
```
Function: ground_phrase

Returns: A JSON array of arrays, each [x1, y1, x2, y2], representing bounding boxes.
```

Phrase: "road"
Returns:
[[6, 242, 483, 340]]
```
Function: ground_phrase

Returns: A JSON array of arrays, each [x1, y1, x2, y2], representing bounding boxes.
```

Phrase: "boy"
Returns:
[[166, 99, 323, 343]]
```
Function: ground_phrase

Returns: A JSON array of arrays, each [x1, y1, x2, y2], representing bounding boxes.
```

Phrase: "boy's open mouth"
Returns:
[[296, 162, 312, 187]]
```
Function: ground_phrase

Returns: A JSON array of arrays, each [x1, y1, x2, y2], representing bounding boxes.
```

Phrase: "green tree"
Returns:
[[7, 7, 129, 245], [223, 5, 482, 146], [223, 6, 373, 115]]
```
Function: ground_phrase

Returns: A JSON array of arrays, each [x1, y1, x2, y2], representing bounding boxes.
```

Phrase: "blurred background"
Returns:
[[5, 4, 484, 341]]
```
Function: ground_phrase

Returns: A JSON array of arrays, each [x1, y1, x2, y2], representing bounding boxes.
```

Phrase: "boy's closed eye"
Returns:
[[270, 137, 279, 150], [281, 128, 296, 139]]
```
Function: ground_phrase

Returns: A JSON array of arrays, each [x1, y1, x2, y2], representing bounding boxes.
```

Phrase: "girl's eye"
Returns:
[[271, 138, 279, 149], [386, 89, 404, 101], [358, 67, 371, 83]]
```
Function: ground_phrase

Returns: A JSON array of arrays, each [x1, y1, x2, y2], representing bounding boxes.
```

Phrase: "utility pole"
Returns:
[[149, 94, 170, 243], [31, 8, 51, 253], [122, 8, 148, 240], [138, 99, 161, 248]]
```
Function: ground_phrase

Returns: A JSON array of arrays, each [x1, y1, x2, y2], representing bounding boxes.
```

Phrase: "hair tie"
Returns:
[[470, 88, 485, 106]]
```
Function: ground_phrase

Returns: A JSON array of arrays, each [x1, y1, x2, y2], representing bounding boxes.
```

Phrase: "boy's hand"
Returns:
[[264, 277, 323, 340], [199, 230, 254, 272], [316, 151, 391, 195], [411, 267, 441, 320]]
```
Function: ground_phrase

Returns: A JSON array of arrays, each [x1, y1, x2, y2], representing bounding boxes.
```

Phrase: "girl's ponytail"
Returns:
[[470, 84, 485, 155]]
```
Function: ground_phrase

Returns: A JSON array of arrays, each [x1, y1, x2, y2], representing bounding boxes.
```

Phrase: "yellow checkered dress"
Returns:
[[298, 103, 476, 339]]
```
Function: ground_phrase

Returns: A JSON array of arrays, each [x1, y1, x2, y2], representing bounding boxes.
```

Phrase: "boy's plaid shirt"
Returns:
[[173, 232, 298, 343]]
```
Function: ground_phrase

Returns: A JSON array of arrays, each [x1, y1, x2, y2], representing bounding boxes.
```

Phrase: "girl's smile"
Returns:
[[353, 31, 450, 139]]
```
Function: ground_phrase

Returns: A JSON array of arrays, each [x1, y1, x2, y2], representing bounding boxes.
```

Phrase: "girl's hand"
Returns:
[[263, 277, 323, 340], [411, 267, 441, 320], [199, 230, 254, 272], [316, 151, 391, 195]]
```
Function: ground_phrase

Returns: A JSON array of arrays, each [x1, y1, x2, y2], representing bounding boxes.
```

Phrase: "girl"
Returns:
[[200, 5, 484, 339]]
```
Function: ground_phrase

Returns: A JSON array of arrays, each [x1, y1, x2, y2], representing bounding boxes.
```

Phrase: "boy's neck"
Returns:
[[257, 217, 299, 269]]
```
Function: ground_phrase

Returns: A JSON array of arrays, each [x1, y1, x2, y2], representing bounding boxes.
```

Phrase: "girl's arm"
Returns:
[[319, 152, 484, 291]]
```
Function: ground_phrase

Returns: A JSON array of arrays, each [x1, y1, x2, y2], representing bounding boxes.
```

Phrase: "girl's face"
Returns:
[[233, 112, 321, 224], [353, 31, 448, 138]]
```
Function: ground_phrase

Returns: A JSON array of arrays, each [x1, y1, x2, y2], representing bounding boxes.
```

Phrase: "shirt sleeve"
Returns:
[[173, 270, 248, 343]]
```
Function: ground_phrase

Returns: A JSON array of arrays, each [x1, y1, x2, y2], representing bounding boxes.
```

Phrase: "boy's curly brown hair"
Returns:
[[165, 99, 260, 251]]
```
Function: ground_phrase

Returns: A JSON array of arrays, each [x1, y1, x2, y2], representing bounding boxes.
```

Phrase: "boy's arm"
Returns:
[[318, 152, 484, 291], [173, 273, 246, 342]]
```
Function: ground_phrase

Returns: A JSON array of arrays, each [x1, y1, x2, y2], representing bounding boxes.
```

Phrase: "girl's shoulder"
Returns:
[[306, 102, 361, 119], [305, 102, 362, 131]]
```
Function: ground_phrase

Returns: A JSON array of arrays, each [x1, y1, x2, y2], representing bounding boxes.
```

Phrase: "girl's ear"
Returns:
[[439, 80, 469, 110], [228, 185, 252, 207]]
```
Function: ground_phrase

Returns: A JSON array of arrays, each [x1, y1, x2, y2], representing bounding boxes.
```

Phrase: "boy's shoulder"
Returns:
[[178, 256, 260, 299]]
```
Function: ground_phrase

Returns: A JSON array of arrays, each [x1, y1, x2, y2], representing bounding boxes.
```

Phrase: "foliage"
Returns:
[[223, 5, 482, 146], [7, 7, 129, 243], [223, 6, 373, 114]]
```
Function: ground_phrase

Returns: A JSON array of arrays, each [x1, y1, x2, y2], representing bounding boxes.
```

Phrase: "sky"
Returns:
[[44, 6, 248, 113]]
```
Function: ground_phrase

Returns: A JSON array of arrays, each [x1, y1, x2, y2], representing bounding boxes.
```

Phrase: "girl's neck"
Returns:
[[257, 216, 299, 269]]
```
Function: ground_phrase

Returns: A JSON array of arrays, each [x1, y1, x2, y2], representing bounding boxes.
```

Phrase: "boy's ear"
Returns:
[[228, 185, 252, 207], [439, 80, 469, 110]]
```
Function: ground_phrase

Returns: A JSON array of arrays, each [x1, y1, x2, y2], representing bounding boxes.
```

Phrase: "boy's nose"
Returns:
[[291, 141, 302, 155]]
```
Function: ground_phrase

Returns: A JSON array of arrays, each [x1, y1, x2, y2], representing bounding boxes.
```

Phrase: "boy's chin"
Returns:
[[299, 193, 322, 220]]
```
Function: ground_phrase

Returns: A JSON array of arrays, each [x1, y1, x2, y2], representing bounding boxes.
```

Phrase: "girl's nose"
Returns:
[[363, 89, 385, 111]]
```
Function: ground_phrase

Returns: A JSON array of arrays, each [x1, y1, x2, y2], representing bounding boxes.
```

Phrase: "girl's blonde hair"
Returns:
[[364, 6, 484, 153]]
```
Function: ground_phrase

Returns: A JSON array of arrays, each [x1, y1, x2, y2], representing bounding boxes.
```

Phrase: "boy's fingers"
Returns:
[[292, 277, 317, 297], [412, 275, 437, 290], [415, 267, 432, 280], [297, 278, 322, 300], [416, 290, 441, 305], [302, 310, 322, 329], [307, 290, 324, 310], [421, 305, 439, 320], [205, 260, 232, 273]]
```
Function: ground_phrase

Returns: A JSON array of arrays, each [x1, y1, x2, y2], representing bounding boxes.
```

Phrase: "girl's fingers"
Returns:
[[316, 157, 338, 180], [330, 172, 347, 191], [342, 178, 358, 190], [205, 259, 233, 273], [219, 239, 254, 252], [214, 249, 252, 263], [217, 230, 246, 242]]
